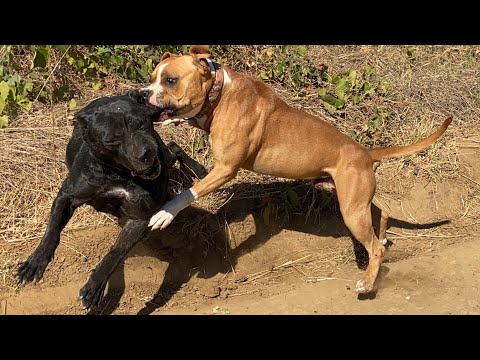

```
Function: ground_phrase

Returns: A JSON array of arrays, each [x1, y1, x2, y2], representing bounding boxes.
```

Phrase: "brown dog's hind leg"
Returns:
[[379, 209, 389, 245], [335, 158, 386, 294]]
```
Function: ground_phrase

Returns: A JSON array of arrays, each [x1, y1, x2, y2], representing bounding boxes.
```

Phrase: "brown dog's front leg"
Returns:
[[148, 164, 238, 230]]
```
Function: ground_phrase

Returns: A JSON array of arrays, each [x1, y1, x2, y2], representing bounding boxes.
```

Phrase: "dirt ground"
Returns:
[[1, 45, 479, 315], [1, 133, 479, 315]]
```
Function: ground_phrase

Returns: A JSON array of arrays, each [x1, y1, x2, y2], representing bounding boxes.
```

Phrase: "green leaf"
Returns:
[[16, 97, 32, 110], [371, 116, 382, 130], [352, 94, 360, 105], [8, 73, 20, 86], [259, 70, 269, 80], [281, 45, 289, 54], [24, 79, 33, 93], [334, 97, 345, 109], [406, 46, 416, 59], [53, 85, 70, 101], [0, 115, 7, 128], [53, 45, 69, 53], [319, 93, 339, 106], [194, 135, 205, 152], [0, 81, 9, 100], [362, 82, 374, 95], [69, 99, 77, 110], [146, 58, 153, 69], [348, 70, 357, 87], [287, 189, 299, 207], [363, 65, 376, 79], [9, 85, 16, 101], [296, 45, 307, 56], [33, 46, 49, 68], [330, 75, 341, 85], [274, 60, 286, 77], [318, 88, 327, 97], [91, 82, 102, 90], [378, 80, 389, 95], [335, 77, 350, 95], [336, 89, 345, 101], [0, 96, 5, 114], [66, 55, 75, 65], [320, 100, 337, 115], [291, 74, 302, 88]]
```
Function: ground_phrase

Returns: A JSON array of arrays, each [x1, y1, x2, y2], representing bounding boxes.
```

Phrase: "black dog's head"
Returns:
[[75, 90, 163, 180]]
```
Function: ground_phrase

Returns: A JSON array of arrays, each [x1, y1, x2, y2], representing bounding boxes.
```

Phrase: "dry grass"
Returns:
[[1, 45, 479, 286]]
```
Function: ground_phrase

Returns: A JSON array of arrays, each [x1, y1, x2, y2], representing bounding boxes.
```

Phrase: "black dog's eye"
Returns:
[[104, 140, 121, 148], [166, 77, 176, 86]]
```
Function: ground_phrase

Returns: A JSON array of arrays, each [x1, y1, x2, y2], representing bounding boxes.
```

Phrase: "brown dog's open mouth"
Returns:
[[132, 157, 161, 180], [156, 106, 176, 122]]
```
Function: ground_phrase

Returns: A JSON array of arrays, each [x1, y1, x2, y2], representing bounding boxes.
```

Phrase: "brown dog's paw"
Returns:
[[355, 278, 375, 294]]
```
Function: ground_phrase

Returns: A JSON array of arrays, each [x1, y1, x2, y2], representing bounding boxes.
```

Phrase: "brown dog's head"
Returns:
[[141, 45, 216, 125]]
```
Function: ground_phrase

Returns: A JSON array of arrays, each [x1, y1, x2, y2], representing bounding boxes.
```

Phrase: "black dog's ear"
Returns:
[[74, 109, 95, 140], [127, 89, 142, 102]]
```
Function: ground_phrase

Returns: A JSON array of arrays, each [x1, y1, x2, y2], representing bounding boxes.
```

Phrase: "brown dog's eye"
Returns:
[[166, 77, 176, 85]]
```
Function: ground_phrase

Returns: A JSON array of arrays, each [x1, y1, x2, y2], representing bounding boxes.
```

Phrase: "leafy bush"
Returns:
[[0, 44, 389, 139]]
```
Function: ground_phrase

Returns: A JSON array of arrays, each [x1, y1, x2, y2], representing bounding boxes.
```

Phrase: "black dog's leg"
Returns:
[[79, 219, 149, 311], [165, 141, 208, 179], [17, 187, 77, 285]]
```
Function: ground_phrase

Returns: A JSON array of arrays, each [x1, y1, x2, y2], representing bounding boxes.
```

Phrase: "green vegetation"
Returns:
[[1, 45, 389, 146]]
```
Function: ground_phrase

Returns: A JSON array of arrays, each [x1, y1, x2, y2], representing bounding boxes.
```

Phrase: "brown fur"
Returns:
[[145, 46, 452, 294]]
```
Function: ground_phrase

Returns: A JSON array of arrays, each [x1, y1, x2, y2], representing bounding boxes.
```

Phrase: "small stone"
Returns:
[[226, 284, 238, 291], [199, 285, 220, 298]]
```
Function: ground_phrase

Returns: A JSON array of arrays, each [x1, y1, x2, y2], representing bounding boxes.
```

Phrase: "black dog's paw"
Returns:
[[79, 278, 108, 311], [17, 252, 51, 286]]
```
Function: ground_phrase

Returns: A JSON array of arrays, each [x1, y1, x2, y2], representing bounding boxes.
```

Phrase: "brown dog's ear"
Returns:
[[189, 45, 210, 60], [160, 52, 175, 61], [189, 45, 212, 76]]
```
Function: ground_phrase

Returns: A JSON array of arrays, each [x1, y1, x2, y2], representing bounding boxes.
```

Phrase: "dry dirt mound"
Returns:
[[2, 135, 479, 315]]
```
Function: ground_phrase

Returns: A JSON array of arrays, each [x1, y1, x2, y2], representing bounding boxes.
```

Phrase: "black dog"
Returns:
[[17, 90, 206, 311]]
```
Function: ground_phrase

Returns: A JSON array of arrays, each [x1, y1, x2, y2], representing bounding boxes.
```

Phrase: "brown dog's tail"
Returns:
[[368, 117, 453, 161]]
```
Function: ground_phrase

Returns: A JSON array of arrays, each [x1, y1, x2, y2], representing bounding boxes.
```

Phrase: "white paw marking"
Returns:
[[149, 209, 175, 230], [355, 280, 367, 293], [148, 189, 197, 230]]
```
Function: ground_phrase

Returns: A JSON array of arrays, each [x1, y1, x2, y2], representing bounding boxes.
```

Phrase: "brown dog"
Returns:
[[143, 45, 452, 294]]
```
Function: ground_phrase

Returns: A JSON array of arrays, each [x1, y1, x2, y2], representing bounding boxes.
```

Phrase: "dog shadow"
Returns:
[[90, 177, 450, 315]]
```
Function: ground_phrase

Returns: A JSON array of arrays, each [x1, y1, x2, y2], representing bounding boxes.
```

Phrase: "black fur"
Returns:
[[16, 90, 206, 311]]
